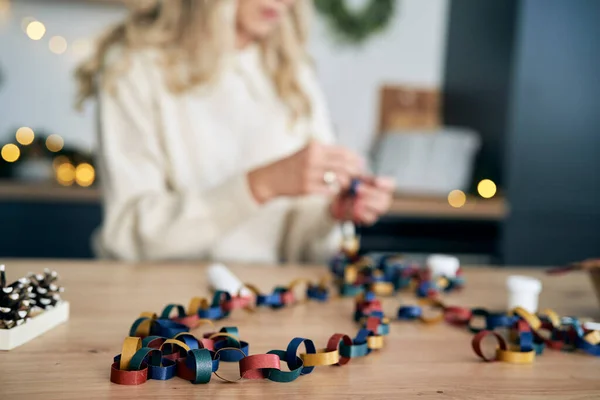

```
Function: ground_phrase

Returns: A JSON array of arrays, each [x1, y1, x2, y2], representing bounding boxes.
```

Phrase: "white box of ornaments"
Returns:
[[0, 265, 69, 351]]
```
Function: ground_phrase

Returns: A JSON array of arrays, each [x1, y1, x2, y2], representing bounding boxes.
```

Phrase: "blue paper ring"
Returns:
[[285, 337, 316, 375]]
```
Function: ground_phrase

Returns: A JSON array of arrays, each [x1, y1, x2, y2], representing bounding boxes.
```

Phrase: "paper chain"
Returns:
[[110, 254, 600, 385]]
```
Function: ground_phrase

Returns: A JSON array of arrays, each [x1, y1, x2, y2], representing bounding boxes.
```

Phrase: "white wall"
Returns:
[[0, 0, 449, 154], [310, 0, 450, 153]]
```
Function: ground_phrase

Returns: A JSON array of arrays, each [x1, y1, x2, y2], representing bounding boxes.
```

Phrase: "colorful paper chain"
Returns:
[[110, 257, 600, 385], [112, 277, 397, 385], [329, 252, 465, 298]]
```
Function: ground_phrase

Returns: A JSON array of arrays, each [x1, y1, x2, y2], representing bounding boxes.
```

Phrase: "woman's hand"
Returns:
[[248, 142, 364, 203], [330, 177, 395, 225]]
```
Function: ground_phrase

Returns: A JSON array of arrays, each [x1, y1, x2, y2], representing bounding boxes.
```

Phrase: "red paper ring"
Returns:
[[365, 316, 380, 333], [472, 331, 507, 362], [516, 320, 531, 332], [176, 314, 200, 328], [444, 306, 472, 325], [222, 296, 252, 312], [239, 354, 281, 380], [176, 358, 195, 381], [145, 337, 166, 349], [199, 338, 215, 351], [162, 351, 181, 362], [110, 362, 148, 385], [280, 291, 295, 305], [326, 333, 353, 366]]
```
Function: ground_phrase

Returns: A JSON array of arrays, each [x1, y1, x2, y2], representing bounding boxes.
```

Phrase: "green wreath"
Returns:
[[314, 0, 396, 44]]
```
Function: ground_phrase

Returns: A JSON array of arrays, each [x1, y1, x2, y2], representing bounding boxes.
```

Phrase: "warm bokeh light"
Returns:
[[21, 17, 36, 32], [49, 36, 68, 55], [75, 163, 95, 187], [0, 0, 10, 18], [46, 134, 64, 152], [26, 21, 46, 41], [477, 179, 497, 199], [15, 127, 35, 145], [56, 163, 75, 186], [448, 189, 467, 208], [52, 155, 69, 171], [71, 39, 92, 57], [1, 144, 21, 163]]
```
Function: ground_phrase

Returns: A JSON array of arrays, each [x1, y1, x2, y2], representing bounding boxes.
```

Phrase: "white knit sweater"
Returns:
[[95, 45, 341, 264]]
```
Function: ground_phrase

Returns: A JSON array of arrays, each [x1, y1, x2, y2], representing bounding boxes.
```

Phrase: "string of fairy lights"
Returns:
[[0, 4, 95, 187], [448, 179, 498, 208], [1, 127, 95, 187], [20, 15, 91, 56]]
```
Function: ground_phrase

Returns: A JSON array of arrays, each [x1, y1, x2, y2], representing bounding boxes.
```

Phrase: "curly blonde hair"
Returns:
[[75, 0, 312, 120]]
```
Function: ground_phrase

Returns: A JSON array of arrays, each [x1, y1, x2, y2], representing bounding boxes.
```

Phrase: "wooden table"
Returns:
[[1, 261, 599, 399]]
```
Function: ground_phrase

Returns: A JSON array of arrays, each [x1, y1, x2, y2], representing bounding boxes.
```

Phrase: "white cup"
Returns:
[[506, 275, 542, 313], [426, 254, 460, 278]]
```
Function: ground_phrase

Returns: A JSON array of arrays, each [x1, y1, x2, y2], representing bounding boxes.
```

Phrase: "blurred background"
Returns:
[[0, 0, 598, 265]]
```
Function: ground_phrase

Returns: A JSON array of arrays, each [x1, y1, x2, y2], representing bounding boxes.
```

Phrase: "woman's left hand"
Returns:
[[329, 177, 395, 225]]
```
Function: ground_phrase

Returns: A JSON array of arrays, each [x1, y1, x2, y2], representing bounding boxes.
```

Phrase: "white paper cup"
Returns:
[[426, 254, 460, 278], [506, 275, 542, 313]]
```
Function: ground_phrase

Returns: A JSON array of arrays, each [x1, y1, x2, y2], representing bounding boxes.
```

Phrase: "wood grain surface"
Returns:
[[0, 261, 598, 399]]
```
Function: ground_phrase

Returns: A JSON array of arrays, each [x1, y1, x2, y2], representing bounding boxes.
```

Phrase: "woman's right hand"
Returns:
[[247, 141, 364, 204]]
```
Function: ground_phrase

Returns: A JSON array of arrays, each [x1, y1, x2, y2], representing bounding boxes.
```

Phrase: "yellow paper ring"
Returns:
[[190, 318, 215, 332], [159, 339, 191, 354], [371, 282, 394, 296], [540, 308, 561, 328], [120, 336, 142, 371], [367, 335, 385, 350], [496, 348, 535, 364], [187, 297, 209, 316], [418, 298, 446, 324], [287, 278, 310, 304], [584, 331, 600, 346], [208, 333, 241, 347], [512, 307, 542, 330], [213, 347, 246, 383], [344, 266, 358, 284], [300, 348, 340, 367]]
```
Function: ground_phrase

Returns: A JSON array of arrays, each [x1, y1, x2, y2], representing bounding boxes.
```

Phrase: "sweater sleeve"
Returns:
[[96, 52, 260, 261], [282, 65, 342, 263]]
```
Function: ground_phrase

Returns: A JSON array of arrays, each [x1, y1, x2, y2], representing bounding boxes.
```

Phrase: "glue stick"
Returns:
[[207, 263, 251, 297]]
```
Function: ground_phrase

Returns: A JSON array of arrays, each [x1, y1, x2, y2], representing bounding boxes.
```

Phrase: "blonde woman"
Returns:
[[77, 0, 394, 263]]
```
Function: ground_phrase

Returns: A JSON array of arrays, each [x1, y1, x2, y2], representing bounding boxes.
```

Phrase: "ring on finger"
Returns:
[[323, 171, 338, 186]]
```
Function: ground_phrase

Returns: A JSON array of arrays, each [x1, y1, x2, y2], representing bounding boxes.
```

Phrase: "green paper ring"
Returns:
[[266, 350, 303, 383]]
